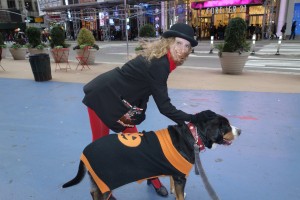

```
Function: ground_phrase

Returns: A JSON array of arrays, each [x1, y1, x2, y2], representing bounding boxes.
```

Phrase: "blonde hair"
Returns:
[[136, 37, 175, 61]]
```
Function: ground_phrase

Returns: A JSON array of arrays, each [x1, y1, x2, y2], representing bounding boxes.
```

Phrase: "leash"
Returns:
[[188, 123, 220, 200], [194, 145, 219, 200]]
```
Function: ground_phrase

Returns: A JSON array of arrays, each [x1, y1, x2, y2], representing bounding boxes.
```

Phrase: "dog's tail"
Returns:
[[62, 161, 86, 188]]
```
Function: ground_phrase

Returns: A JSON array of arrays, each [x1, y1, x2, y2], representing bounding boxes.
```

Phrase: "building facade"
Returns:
[[0, 0, 298, 40]]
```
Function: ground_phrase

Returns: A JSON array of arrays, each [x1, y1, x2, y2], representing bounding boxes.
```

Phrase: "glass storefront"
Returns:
[[191, 0, 269, 39]]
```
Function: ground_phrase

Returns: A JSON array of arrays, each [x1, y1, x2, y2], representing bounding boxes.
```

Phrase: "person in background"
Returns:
[[82, 23, 198, 199], [289, 21, 297, 40], [281, 22, 287, 40]]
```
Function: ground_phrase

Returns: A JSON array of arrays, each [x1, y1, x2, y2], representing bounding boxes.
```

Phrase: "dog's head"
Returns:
[[192, 110, 241, 149]]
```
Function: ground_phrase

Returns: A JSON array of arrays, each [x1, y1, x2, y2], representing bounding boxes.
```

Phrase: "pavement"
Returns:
[[0, 49, 300, 93], [1, 42, 300, 200]]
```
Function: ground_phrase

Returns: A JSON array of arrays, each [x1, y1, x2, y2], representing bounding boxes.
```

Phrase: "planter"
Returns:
[[219, 52, 250, 74], [28, 48, 49, 55], [9, 48, 28, 60], [75, 48, 97, 65], [1, 48, 7, 58], [51, 48, 70, 63]]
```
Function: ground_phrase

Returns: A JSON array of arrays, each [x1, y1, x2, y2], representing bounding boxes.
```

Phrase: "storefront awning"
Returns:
[[0, 22, 26, 30]]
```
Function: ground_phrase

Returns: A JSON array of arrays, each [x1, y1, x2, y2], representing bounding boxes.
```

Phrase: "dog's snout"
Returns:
[[231, 126, 241, 137]]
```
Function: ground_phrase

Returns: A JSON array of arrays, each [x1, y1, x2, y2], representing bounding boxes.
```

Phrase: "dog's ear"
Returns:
[[191, 110, 217, 125]]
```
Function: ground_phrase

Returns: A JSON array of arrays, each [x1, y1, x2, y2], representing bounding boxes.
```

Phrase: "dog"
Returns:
[[62, 110, 241, 200]]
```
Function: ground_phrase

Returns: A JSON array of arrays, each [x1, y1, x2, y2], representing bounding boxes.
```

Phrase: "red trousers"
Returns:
[[87, 107, 138, 141]]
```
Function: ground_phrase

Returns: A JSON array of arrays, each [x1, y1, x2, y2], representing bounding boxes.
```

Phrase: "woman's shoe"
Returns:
[[147, 179, 168, 197]]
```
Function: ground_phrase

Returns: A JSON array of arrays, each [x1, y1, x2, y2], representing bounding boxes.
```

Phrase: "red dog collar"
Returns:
[[187, 123, 205, 151]]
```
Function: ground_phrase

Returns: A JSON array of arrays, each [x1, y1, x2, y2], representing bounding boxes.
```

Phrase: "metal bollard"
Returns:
[[275, 36, 282, 55], [251, 34, 256, 55], [209, 36, 214, 54]]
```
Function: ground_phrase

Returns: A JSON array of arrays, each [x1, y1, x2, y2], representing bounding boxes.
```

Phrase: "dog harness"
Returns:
[[80, 129, 193, 193]]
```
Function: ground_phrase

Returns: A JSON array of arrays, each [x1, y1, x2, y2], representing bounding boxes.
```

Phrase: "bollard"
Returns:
[[275, 36, 282, 55], [251, 34, 256, 55], [209, 36, 214, 54]]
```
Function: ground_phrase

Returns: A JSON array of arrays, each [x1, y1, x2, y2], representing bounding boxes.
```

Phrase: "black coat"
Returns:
[[82, 55, 192, 132]]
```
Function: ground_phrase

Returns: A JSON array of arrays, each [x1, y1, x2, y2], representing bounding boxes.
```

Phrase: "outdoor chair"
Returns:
[[76, 46, 91, 71]]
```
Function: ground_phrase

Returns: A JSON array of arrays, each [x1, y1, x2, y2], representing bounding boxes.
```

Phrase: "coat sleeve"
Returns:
[[148, 58, 192, 124]]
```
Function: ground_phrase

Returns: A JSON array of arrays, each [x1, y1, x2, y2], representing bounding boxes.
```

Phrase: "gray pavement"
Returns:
[[0, 39, 300, 94]]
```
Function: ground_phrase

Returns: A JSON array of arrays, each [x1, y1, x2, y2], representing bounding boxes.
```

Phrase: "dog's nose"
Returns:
[[236, 128, 242, 136]]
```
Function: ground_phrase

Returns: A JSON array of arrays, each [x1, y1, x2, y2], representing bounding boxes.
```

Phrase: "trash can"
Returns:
[[29, 53, 52, 82]]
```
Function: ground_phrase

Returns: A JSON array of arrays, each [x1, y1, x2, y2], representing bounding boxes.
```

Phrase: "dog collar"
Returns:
[[187, 123, 205, 151]]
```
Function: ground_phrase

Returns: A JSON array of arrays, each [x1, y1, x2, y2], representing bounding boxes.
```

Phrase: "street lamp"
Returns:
[[124, 0, 129, 60]]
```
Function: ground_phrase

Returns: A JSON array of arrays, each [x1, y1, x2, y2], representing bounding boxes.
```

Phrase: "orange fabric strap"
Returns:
[[80, 154, 110, 193], [155, 129, 193, 176]]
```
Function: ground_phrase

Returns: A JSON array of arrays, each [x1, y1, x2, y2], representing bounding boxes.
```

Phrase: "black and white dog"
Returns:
[[63, 110, 241, 200]]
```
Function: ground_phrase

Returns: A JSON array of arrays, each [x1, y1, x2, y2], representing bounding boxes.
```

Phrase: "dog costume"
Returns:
[[81, 128, 193, 193]]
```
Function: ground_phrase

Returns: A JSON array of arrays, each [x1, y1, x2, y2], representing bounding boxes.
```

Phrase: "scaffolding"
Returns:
[[38, 0, 179, 40]]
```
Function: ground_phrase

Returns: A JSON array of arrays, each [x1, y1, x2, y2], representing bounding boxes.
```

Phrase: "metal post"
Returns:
[[209, 36, 214, 54], [124, 0, 129, 60], [275, 35, 282, 55], [251, 34, 256, 55]]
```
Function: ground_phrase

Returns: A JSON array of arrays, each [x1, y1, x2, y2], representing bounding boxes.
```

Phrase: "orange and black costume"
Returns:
[[80, 126, 194, 194]]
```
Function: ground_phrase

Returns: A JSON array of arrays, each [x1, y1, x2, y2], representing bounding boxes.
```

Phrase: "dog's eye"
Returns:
[[221, 126, 232, 134]]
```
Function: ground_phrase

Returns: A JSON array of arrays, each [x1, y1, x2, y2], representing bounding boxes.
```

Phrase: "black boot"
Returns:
[[147, 178, 168, 197]]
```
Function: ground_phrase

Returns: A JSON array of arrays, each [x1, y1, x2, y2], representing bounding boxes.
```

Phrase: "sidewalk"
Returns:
[[0, 56, 299, 93]]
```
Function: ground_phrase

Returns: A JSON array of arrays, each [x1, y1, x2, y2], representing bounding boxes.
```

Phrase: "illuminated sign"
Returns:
[[206, 5, 247, 14], [192, 0, 263, 9]]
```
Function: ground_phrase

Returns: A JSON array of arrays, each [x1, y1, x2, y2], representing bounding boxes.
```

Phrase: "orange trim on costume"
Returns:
[[80, 154, 110, 193], [155, 129, 193, 176]]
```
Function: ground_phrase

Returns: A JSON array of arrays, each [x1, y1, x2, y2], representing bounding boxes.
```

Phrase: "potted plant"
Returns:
[[73, 27, 99, 64], [50, 25, 70, 63], [135, 24, 156, 54], [0, 32, 7, 58], [215, 17, 251, 74], [26, 26, 49, 55], [9, 33, 29, 60]]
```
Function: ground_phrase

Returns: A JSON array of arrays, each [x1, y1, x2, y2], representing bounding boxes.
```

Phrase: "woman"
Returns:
[[82, 23, 198, 198]]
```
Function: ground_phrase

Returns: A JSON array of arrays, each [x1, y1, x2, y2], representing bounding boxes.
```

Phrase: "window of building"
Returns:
[[7, 0, 16, 9]]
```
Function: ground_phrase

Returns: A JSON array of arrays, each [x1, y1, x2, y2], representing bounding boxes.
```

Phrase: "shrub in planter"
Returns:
[[26, 27, 42, 48], [73, 28, 99, 50], [216, 17, 250, 55], [73, 28, 99, 65], [139, 24, 156, 38], [50, 25, 70, 48], [215, 17, 251, 74]]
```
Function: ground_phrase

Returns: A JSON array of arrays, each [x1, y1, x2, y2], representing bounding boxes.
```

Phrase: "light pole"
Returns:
[[124, 0, 129, 60]]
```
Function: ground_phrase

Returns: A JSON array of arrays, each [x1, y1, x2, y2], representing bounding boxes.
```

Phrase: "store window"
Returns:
[[249, 5, 264, 26]]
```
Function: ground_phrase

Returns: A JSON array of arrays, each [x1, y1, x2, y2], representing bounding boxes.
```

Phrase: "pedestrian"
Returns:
[[281, 22, 287, 40], [289, 21, 297, 40], [272, 22, 278, 39], [82, 23, 198, 199], [255, 24, 261, 40]]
